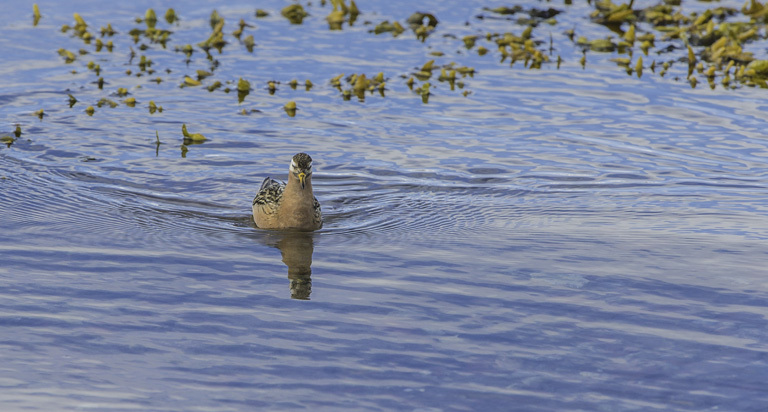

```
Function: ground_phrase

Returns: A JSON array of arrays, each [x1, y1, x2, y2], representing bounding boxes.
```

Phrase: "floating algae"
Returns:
[[181, 124, 206, 142], [284, 101, 297, 117]]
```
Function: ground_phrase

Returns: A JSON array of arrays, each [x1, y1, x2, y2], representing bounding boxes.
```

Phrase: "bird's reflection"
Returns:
[[271, 231, 315, 300]]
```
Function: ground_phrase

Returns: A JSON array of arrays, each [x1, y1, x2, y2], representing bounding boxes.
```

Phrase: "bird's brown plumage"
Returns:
[[252, 153, 322, 231]]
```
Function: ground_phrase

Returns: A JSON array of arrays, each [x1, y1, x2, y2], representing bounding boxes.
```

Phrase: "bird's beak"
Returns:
[[298, 172, 306, 189]]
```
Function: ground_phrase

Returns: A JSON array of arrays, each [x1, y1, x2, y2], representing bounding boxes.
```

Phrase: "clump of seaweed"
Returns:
[[282, 4, 308, 25], [326, 0, 360, 30], [407, 12, 439, 42], [181, 124, 206, 142]]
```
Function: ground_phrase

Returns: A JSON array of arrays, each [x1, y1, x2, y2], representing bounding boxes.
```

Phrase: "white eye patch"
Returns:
[[289, 160, 311, 173]]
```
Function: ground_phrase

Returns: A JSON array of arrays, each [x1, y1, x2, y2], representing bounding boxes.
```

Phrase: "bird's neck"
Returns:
[[286, 175, 313, 195]]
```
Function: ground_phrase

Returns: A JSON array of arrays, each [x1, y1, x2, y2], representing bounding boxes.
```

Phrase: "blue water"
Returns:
[[2, 0, 768, 410]]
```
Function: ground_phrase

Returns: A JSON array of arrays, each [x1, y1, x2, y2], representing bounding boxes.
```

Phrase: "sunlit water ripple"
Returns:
[[2, 0, 768, 410]]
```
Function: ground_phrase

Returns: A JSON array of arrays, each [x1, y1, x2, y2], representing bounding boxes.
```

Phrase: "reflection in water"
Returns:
[[271, 232, 315, 300]]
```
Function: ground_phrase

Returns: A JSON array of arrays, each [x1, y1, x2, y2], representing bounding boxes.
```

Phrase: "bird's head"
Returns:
[[289, 152, 313, 189]]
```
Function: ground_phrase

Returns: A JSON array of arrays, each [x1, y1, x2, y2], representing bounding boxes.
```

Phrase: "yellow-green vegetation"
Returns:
[[25, 0, 768, 137], [148, 100, 163, 114], [326, 0, 360, 30], [198, 10, 227, 53], [281, 4, 308, 25], [243, 35, 255, 52], [184, 76, 201, 86], [165, 8, 178, 24], [371, 20, 405, 36], [407, 12, 439, 42], [284, 101, 297, 117], [97, 98, 118, 108], [181, 124, 206, 141], [58, 48, 76, 63], [1, 135, 14, 147], [207, 81, 222, 92], [33, 4, 41, 26], [572, 0, 768, 88], [1, 126, 21, 147], [237, 78, 251, 92], [331, 72, 387, 100], [237, 78, 251, 102]]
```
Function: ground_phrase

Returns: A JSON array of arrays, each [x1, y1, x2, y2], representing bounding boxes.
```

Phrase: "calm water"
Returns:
[[2, 0, 768, 410]]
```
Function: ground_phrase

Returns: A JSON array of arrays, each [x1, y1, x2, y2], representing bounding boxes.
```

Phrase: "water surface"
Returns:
[[2, 0, 768, 410]]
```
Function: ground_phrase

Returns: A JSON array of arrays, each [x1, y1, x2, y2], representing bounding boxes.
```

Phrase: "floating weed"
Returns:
[[233, 18, 252, 39], [100, 23, 116, 37], [33, 4, 41, 26], [267, 81, 278, 94], [590, 0, 636, 25], [237, 78, 251, 102], [244, 35, 255, 52], [210, 10, 223, 30], [58, 48, 76, 63], [371, 20, 405, 36], [181, 124, 206, 142], [145, 8, 157, 29], [463, 35, 478, 49], [330, 73, 345, 90], [97, 98, 118, 108], [197, 70, 212, 80], [335, 72, 387, 101], [165, 8, 178, 24], [198, 17, 227, 53], [175, 44, 194, 59], [326, 0, 360, 30], [284, 101, 297, 117], [184, 76, 202, 86], [39, 0, 768, 125], [612, 57, 631, 67], [282, 4, 308, 25], [73, 12, 88, 35], [2, 135, 15, 148], [407, 12, 438, 42], [207, 81, 222, 92]]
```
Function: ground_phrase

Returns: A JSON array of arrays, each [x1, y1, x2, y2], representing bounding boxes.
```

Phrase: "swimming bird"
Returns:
[[252, 153, 323, 231]]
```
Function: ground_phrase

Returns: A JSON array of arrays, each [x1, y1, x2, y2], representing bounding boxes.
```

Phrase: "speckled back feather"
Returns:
[[253, 177, 284, 207]]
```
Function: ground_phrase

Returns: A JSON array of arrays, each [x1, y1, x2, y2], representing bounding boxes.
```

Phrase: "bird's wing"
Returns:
[[253, 177, 285, 206]]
